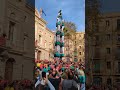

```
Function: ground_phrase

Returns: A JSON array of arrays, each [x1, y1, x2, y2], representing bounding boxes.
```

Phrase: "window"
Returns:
[[116, 79, 120, 83], [106, 34, 110, 40], [93, 77, 102, 85], [116, 47, 120, 59], [5, 59, 14, 81], [117, 19, 120, 30], [37, 51, 41, 60], [94, 48, 100, 58], [45, 40, 46, 48], [118, 62, 120, 73], [79, 59, 82, 62], [8, 21, 15, 41], [106, 20, 110, 26], [49, 54, 50, 58], [79, 52, 82, 55], [79, 46, 81, 49], [95, 35, 99, 41], [106, 48, 111, 54], [94, 24, 99, 31], [75, 41, 76, 44], [117, 34, 120, 42], [39, 35, 42, 44], [0, 27, 2, 34], [39, 35, 41, 43], [24, 16, 27, 22], [24, 34, 28, 51], [107, 78, 112, 85], [93, 61, 100, 73], [49, 43, 51, 49], [107, 62, 111, 69]]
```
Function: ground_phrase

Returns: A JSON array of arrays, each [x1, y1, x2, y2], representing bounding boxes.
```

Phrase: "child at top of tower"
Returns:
[[57, 10, 62, 20]]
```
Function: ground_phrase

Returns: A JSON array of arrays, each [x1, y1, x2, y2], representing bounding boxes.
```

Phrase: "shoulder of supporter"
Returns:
[[73, 80, 78, 87], [62, 79, 65, 85]]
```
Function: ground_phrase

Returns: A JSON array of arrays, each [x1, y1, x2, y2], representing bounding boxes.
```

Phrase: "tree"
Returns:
[[64, 21, 77, 40]]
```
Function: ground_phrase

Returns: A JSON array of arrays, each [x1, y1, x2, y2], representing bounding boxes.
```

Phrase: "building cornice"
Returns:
[[100, 12, 120, 19], [76, 32, 85, 34]]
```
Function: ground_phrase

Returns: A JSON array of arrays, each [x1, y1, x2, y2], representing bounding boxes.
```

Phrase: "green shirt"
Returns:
[[43, 68, 48, 72], [47, 66, 50, 71], [70, 66, 74, 70], [62, 67, 65, 71]]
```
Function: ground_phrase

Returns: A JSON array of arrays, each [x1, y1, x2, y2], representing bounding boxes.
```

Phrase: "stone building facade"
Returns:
[[75, 32, 85, 63], [0, 0, 35, 81], [86, 13, 120, 89], [35, 9, 55, 61], [64, 32, 85, 62]]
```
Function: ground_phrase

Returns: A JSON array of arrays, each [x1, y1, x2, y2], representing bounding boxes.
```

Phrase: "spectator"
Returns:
[[62, 71, 78, 90]]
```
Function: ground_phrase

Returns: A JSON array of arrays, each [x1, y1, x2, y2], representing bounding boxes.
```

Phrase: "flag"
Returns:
[[40, 8, 46, 16], [42, 10, 46, 16]]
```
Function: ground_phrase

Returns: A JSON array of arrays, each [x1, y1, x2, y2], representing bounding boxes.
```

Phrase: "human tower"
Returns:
[[54, 10, 65, 61]]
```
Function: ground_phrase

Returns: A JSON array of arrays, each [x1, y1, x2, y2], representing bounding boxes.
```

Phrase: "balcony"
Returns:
[[92, 41, 101, 46], [115, 52, 120, 60], [115, 27, 120, 32], [93, 70, 101, 74], [116, 39, 120, 45], [95, 41, 101, 46], [35, 40, 42, 50], [115, 71, 120, 76], [92, 61, 101, 74], [0, 35, 7, 52]]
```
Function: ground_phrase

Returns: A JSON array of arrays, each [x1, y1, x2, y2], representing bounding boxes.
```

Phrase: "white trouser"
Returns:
[[80, 83, 85, 90]]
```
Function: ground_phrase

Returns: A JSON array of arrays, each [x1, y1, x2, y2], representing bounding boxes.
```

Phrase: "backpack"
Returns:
[[69, 81, 78, 90]]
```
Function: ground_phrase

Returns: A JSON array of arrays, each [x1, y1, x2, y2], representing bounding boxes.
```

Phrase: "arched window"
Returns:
[[37, 51, 41, 60], [8, 21, 15, 41], [10, 12, 15, 18], [107, 78, 112, 85], [4, 58, 15, 81]]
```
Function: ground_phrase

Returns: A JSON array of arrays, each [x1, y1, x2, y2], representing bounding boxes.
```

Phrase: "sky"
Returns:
[[35, 0, 85, 32]]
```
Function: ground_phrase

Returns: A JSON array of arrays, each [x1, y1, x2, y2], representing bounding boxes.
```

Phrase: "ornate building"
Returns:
[[35, 9, 55, 61], [0, 0, 35, 81]]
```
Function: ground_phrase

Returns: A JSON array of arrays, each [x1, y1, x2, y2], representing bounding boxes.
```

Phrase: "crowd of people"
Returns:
[[35, 60, 85, 90], [0, 79, 34, 90], [0, 60, 86, 90]]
